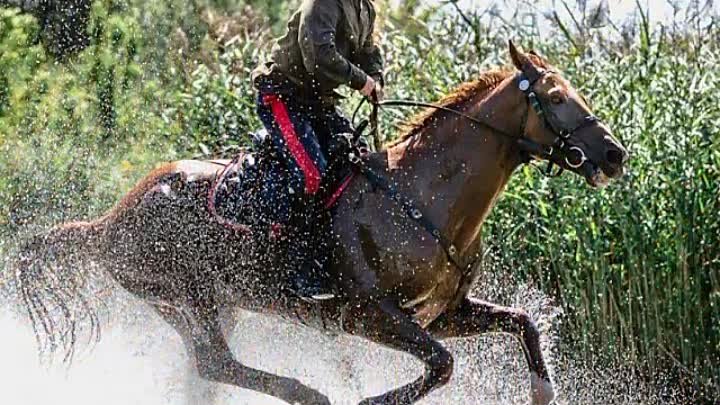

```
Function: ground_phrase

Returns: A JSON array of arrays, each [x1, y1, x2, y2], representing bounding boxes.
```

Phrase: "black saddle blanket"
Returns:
[[208, 129, 362, 232]]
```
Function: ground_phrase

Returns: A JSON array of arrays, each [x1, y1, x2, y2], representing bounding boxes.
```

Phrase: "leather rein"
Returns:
[[358, 65, 601, 175], [350, 65, 603, 275]]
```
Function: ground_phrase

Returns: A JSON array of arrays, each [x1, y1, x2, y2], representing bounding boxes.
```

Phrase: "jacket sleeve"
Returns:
[[298, 0, 369, 90], [357, 28, 384, 85]]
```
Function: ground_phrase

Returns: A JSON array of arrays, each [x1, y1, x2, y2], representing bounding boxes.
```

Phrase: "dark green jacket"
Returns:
[[252, 0, 383, 100]]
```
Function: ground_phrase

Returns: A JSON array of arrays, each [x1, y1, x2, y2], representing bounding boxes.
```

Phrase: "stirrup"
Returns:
[[307, 292, 336, 301], [291, 260, 336, 302], [291, 288, 336, 302]]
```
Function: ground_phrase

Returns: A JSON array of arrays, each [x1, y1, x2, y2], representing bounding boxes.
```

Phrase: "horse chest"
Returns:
[[341, 189, 468, 327]]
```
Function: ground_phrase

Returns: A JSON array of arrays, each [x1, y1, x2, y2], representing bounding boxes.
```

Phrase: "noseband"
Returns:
[[516, 64, 601, 174]]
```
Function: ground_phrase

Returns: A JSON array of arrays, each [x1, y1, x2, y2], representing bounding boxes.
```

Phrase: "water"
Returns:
[[0, 261, 683, 405]]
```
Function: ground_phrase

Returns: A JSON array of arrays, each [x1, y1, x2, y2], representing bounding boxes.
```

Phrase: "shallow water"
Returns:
[[0, 267, 685, 405]]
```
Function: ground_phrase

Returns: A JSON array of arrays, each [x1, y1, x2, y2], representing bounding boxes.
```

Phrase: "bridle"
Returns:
[[357, 63, 603, 177], [515, 62, 601, 175]]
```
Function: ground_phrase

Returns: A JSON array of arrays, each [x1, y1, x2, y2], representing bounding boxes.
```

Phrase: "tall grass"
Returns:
[[0, 0, 717, 395], [373, 4, 720, 392]]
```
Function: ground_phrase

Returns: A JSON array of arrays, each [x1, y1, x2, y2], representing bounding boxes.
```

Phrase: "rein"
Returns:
[[378, 99, 517, 138], [353, 96, 537, 156], [359, 68, 602, 173], [349, 67, 602, 276]]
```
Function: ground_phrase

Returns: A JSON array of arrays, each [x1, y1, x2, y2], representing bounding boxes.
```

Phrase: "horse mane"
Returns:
[[388, 56, 550, 147]]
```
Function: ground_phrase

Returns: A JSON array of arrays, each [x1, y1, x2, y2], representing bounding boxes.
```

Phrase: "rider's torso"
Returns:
[[252, 0, 376, 99]]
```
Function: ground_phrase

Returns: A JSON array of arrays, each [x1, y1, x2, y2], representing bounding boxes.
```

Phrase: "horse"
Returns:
[[14, 42, 628, 405]]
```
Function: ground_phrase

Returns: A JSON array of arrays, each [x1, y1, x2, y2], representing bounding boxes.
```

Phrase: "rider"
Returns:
[[251, 0, 384, 300]]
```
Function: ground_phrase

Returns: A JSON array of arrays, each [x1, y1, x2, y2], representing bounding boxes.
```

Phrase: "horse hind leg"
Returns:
[[150, 302, 220, 403], [428, 297, 555, 405], [152, 299, 330, 405]]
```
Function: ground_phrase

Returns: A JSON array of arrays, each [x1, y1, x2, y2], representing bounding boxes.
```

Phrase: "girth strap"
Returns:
[[355, 160, 481, 277]]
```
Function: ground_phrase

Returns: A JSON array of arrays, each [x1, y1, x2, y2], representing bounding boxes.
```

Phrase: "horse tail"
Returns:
[[14, 220, 105, 363]]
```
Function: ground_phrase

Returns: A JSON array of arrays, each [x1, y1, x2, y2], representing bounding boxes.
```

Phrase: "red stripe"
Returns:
[[323, 172, 356, 209], [263, 94, 321, 195]]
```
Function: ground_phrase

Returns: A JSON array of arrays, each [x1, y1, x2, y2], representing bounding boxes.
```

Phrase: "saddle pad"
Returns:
[[207, 155, 255, 234]]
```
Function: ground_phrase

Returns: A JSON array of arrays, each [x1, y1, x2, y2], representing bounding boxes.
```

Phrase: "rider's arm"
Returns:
[[298, 0, 369, 90], [357, 26, 384, 87]]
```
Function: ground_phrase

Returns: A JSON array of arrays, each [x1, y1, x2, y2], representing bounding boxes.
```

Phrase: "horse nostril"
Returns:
[[606, 149, 624, 166]]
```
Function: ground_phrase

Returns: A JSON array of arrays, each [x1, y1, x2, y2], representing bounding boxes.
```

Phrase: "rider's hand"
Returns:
[[360, 76, 376, 98], [374, 84, 384, 102]]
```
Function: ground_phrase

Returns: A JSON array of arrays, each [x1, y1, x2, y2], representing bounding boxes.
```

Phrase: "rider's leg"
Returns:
[[256, 93, 333, 300], [257, 94, 327, 196]]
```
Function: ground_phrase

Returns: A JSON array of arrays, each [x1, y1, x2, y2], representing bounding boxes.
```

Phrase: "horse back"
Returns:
[[97, 158, 256, 299], [110, 159, 229, 216]]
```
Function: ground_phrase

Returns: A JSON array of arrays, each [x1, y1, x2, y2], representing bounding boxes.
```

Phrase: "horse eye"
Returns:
[[551, 95, 564, 104]]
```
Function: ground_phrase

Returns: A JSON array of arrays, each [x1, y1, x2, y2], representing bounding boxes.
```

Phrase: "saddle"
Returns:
[[208, 127, 368, 233]]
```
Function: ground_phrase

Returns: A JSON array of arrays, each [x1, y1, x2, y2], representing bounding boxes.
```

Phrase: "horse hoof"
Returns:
[[530, 372, 555, 405]]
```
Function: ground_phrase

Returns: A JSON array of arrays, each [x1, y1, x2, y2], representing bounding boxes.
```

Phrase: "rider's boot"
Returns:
[[288, 133, 363, 301], [282, 206, 336, 302], [289, 247, 335, 301]]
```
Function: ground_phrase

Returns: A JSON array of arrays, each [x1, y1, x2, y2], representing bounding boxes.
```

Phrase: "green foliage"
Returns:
[[490, 49, 720, 386], [0, 0, 717, 393]]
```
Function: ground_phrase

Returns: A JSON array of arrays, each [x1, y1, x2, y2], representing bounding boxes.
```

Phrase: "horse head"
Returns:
[[509, 41, 629, 187]]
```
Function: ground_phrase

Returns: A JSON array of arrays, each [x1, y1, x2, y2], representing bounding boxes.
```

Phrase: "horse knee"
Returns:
[[428, 347, 454, 385]]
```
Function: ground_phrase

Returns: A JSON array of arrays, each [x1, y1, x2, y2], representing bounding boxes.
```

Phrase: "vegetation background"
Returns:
[[0, 0, 717, 401]]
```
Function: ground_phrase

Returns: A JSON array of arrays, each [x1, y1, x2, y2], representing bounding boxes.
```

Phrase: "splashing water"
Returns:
[[0, 250, 690, 405]]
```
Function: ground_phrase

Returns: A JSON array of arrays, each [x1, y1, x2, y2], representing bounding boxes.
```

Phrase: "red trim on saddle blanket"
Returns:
[[323, 172, 357, 209], [207, 158, 252, 234], [263, 94, 322, 195]]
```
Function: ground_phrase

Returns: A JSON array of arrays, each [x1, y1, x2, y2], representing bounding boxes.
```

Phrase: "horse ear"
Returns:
[[508, 40, 531, 70]]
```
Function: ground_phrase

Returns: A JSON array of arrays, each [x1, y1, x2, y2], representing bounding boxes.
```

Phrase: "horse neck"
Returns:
[[387, 76, 527, 255]]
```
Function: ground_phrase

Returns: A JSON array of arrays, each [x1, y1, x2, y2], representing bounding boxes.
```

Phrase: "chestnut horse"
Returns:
[[15, 42, 627, 405]]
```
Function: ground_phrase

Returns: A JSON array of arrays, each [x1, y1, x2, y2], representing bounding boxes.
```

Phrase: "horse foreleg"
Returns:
[[428, 297, 555, 405], [343, 298, 454, 405], [153, 300, 330, 405]]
